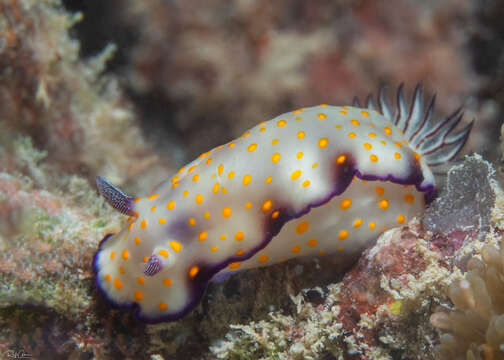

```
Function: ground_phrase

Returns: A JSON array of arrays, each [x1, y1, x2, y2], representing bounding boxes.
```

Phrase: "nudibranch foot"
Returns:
[[94, 83, 473, 323]]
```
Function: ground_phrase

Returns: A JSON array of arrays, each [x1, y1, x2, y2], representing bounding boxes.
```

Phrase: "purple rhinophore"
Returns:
[[96, 176, 135, 216], [143, 255, 163, 276]]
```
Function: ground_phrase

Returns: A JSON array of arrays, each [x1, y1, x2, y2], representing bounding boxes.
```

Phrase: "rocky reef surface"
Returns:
[[1, 0, 504, 359]]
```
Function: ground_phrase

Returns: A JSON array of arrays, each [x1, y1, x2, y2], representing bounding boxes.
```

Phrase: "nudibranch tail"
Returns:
[[96, 176, 135, 216], [354, 83, 474, 166]]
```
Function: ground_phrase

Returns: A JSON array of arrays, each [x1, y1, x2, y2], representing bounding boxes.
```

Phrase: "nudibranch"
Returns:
[[93, 84, 473, 322]]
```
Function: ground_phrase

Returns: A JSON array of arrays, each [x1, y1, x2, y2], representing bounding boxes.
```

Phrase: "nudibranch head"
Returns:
[[93, 84, 473, 322]]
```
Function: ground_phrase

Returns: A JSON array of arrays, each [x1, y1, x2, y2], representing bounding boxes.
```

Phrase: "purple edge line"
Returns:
[[93, 167, 435, 324]]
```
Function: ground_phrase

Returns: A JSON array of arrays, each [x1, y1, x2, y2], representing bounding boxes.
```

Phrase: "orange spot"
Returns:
[[206, 157, 213, 165], [113, 279, 122, 290], [210, 246, 218, 252], [296, 221, 310, 234], [297, 131, 305, 139], [140, 219, 147, 229], [150, 205, 157, 212], [272, 138, 279, 145], [163, 278, 172, 287], [317, 113, 327, 120], [172, 182, 180, 189], [189, 266, 199, 278], [368, 132, 377, 138], [236, 250, 244, 256], [218, 164, 224, 175], [361, 111, 369, 117], [291, 170, 302, 180], [397, 215, 405, 224], [363, 143, 372, 150], [134, 290, 143, 301], [379, 199, 389, 209], [195, 194, 204, 204], [122, 250, 130, 260], [272, 153, 281, 163], [220, 234, 227, 241], [143, 256, 149, 262], [204, 211, 211, 219], [394, 141, 402, 148], [159, 249, 169, 258], [245, 201, 252, 210], [105, 274, 111, 281], [353, 219, 363, 228], [376, 187, 385, 196], [242, 131, 251, 138], [147, 193, 158, 200], [158, 218, 166, 224], [192, 174, 200, 182], [307, 238, 317, 247], [295, 116, 302, 121], [272, 210, 280, 218], [183, 190, 189, 197], [312, 162, 318, 168], [188, 165, 197, 173], [370, 154, 378, 162], [348, 132, 356, 139], [228, 171, 235, 179], [414, 152, 421, 160], [213, 183, 220, 193], [296, 152, 303, 159], [235, 232, 244, 241], [170, 177, 179, 184], [291, 245, 301, 254], [351, 119, 360, 126], [167, 200, 175, 210], [336, 155, 346, 164], [318, 137, 329, 148], [177, 167, 185, 173], [339, 230, 348, 240], [293, 108, 303, 114], [199, 232, 207, 242], [381, 140, 387, 145], [169, 241, 182, 252], [110, 252, 116, 260], [158, 302, 167, 311], [222, 207, 232, 218], [302, 180, 311, 187], [369, 221, 376, 230], [259, 127, 266, 133], [258, 254, 268, 263], [340, 111, 347, 115], [137, 277, 145, 285], [261, 200, 273, 212], [340, 199, 352, 210], [384, 127, 392, 135], [242, 174, 252, 186], [404, 194, 415, 204], [229, 262, 241, 270], [277, 119, 287, 127], [188, 218, 196, 226], [248, 144, 258, 152], [228, 142, 236, 148]]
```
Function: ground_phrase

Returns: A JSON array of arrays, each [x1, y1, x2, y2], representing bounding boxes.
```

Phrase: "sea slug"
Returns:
[[94, 84, 473, 322]]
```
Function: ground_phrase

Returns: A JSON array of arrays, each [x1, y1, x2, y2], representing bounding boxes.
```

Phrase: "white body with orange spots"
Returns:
[[94, 85, 472, 322]]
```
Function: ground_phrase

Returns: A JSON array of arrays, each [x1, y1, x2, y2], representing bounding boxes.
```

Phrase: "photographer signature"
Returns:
[[4, 349, 32, 358]]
